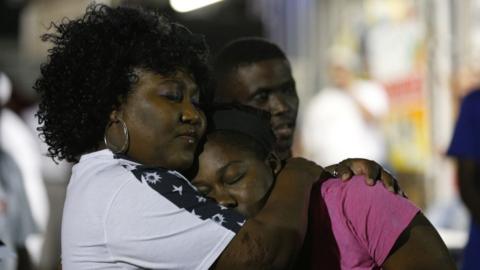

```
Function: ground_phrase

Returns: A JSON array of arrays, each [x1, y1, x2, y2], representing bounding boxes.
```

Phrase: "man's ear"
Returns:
[[265, 152, 281, 176]]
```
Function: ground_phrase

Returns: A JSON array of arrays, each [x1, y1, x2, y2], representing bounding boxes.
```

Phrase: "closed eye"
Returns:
[[194, 185, 211, 196], [163, 92, 183, 102]]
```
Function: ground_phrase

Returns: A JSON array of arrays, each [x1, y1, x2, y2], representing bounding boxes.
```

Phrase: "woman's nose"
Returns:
[[180, 102, 201, 125]]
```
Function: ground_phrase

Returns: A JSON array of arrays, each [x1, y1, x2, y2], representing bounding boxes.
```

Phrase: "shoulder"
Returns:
[[464, 89, 480, 102], [321, 176, 419, 220], [320, 176, 420, 266], [461, 89, 480, 113], [72, 150, 135, 186]]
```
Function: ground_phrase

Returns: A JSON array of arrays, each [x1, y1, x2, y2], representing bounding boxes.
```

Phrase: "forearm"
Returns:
[[256, 169, 313, 234], [214, 160, 318, 269]]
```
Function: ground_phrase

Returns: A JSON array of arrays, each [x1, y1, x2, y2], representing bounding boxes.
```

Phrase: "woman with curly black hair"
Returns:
[[35, 4, 326, 269]]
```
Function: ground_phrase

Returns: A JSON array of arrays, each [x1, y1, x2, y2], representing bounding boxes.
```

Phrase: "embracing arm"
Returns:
[[213, 158, 324, 270], [383, 213, 457, 270]]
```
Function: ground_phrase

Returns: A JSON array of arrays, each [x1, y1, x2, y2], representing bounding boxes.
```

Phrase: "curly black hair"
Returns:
[[35, 4, 211, 162]]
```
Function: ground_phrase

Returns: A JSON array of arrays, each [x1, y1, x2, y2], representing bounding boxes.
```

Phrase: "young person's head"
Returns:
[[213, 38, 299, 160], [192, 104, 280, 217], [35, 4, 210, 170]]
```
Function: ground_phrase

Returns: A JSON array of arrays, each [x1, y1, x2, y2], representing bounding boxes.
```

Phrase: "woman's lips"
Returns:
[[177, 135, 197, 144], [177, 130, 200, 144]]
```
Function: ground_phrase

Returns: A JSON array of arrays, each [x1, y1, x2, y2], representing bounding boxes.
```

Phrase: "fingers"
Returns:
[[366, 162, 382, 186], [342, 158, 376, 185], [379, 169, 407, 197], [325, 163, 353, 180], [326, 158, 408, 197], [380, 169, 396, 193]]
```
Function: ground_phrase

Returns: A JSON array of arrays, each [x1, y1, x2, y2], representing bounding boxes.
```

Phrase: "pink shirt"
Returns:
[[296, 176, 420, 270]]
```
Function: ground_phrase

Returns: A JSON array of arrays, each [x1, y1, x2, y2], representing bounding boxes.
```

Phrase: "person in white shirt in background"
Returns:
[[301, 46, 390, 167], [0, 72, 49, 267]]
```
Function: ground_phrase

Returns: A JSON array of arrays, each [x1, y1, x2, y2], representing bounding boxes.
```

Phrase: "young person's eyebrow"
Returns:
[[217, 160, 244, 177]]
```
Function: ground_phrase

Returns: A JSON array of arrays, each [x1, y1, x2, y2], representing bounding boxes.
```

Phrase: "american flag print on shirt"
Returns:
[[115, 155, 246, 233]]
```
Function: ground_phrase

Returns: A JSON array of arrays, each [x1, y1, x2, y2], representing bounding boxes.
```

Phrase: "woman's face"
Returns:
[[191, 133, 277, 218], [118, 69, 206, 170]]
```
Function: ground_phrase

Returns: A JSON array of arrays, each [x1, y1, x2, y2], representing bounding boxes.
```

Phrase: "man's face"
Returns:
[[216, 59, 299, 160], [191, 133, 275, 217]]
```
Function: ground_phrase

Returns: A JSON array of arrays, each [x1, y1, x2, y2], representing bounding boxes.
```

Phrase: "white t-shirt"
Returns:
[[301, 80, 389, 166], [61, 149, 245, 269]]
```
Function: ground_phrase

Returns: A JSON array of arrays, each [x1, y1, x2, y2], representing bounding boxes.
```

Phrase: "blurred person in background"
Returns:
[[213, 38, 394, 183], [0, 72, 40, 269], [447, 88, 480, 270], [301, 46, 390, 167]]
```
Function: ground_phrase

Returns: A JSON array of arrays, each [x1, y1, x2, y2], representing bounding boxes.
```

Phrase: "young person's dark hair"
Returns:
[[34, 4, 211, 162], [205, 103, 275, 159]]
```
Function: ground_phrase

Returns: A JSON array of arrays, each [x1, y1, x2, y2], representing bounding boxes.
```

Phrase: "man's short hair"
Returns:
[[214, 37, 287, 78]]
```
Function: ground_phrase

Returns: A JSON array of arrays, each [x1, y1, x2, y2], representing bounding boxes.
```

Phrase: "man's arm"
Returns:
[[213, 158, 324, 270], [457, 159, 480, 223], [382, 213, 457, 270]]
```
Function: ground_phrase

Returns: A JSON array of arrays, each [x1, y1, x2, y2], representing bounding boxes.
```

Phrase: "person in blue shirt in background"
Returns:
[[447, 89, 480, 270]]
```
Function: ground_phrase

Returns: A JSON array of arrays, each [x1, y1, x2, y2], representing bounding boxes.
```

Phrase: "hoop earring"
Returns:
[[104, 118, 129, 154]]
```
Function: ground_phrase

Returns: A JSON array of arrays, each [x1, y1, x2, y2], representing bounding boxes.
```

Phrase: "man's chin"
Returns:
[[275, 142, 293, 160]]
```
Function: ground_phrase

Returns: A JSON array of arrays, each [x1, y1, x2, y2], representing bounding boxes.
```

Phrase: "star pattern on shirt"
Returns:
[[141, 172, 162, 185], [114, 155, 246, 233], [190, 209, 201, 219], [167, 170, 187, 181], [196, 195, 207, 203], [121, 163, 138, 171], [172, 184, 183, 196], [211, 213, 226, 225]]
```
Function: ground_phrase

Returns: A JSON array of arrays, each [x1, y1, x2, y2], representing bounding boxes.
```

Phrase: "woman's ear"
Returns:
[[265, 152, 282, 176], [109, 108, 124, 122], [109, 110, 117, 122]]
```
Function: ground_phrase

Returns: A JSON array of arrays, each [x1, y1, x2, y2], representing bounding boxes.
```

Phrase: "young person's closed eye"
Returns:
[[222, 164, 248, 185]]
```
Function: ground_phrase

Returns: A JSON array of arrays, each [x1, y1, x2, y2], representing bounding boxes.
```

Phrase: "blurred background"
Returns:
[[0, 0, 477, 269]]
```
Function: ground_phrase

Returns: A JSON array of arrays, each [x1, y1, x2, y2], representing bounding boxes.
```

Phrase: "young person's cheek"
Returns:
[[236, 185, 269, 217]]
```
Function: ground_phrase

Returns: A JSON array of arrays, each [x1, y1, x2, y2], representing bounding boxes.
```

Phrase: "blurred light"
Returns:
[[170, 0, 223, 13]]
